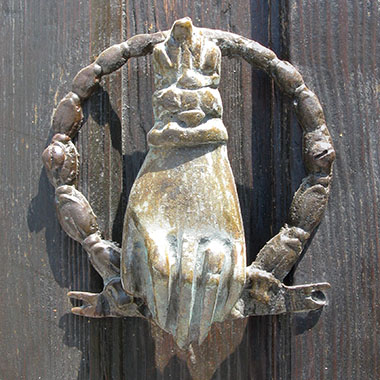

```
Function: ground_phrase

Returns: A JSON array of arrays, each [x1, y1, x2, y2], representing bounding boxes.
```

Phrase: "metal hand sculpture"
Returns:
[[43, 18, 335, 350]]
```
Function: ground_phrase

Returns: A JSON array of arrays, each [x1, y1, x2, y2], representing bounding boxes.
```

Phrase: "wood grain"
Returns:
[[0, 0, 378, 379], [0, 1, 92, 379], [288, 1, 380, 379]]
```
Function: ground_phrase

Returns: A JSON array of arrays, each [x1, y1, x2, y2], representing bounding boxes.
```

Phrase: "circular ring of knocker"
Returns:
[[43, 18, 335, 349]]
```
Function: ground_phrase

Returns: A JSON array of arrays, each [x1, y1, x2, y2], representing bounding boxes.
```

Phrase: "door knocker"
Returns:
[[43, 18, 335, 350]]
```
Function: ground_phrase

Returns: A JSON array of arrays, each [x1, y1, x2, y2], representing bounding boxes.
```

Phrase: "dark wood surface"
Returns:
[[0, 0, 378, 379], [288, 2, 380, 379]]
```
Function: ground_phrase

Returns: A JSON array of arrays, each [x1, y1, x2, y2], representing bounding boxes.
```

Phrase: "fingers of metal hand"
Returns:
[[42, 134, 79, 187], [55, 185, 98, 243]]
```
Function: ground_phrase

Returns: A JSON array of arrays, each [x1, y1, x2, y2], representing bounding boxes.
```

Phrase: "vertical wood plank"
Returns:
[[287, 1, 380, 379], [0, 1, 93, 379]]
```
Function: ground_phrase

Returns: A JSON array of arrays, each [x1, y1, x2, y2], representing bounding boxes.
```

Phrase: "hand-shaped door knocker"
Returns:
[[43, 18, 335, 350]]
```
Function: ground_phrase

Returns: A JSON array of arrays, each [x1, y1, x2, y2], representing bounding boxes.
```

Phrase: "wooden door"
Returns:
[[1, 0, 378, 379]]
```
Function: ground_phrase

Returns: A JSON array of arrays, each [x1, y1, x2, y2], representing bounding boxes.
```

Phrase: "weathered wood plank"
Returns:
[[0, 1, 92, 379], [288, 1, 380, 379]]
